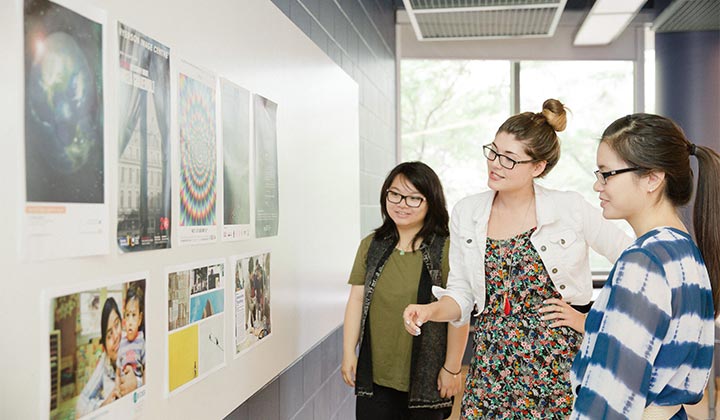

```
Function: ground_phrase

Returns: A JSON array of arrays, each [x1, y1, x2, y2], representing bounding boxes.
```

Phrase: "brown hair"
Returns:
[[497, 98, 567, 177], [601, 113, 720, 316]]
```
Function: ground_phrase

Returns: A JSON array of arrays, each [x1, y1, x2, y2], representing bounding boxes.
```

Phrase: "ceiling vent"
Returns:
[[401, 0, 568, 41], [652, 0, 720, 33]]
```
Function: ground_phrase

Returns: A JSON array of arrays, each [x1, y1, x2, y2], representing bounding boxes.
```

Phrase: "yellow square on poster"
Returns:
[[169, 325, 198, 391]]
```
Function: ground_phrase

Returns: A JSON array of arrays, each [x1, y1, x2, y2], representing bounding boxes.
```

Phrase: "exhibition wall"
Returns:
[[0, 0, 360, 418]]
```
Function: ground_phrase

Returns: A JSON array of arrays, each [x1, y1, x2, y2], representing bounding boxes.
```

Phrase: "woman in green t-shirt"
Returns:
[[341, 161, 469, 420]]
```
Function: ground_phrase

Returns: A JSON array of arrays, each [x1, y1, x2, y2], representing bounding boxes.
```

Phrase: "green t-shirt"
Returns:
[[348, 234, 450, 392]]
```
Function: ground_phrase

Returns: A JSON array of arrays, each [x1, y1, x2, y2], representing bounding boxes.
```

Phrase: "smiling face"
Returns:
[[386, 174, 428, 232], [123, 297, 143, 342], [103, 309, 122, 364], [594, 141, 648, 221], [486, 132, 546, 192]]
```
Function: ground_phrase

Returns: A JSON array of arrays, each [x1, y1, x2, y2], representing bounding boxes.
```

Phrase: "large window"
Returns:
[[401, 59, 635, 271], [401, 60, 511, 208], [520, 60, 634, 202]]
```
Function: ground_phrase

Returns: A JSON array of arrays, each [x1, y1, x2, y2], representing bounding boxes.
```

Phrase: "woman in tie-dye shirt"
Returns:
[[571, 114, 720, 420]]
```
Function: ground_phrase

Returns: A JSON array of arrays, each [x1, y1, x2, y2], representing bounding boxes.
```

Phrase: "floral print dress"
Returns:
[[461, 228, 582, 419]]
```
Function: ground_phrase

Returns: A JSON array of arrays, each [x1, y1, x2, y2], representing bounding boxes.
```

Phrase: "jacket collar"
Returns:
[[471, 183, 559, 227]]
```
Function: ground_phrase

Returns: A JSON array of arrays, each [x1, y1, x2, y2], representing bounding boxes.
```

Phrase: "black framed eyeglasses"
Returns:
[[386, 190, 424, 208], [594, 167, 643, 184], [483, 145, 535, 170]]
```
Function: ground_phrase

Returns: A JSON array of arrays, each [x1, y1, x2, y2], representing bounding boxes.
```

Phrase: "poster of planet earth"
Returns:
[[24, 0, 104, 204]]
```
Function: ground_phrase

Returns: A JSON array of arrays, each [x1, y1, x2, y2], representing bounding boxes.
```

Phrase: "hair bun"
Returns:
[[541, 99, 567, 132]]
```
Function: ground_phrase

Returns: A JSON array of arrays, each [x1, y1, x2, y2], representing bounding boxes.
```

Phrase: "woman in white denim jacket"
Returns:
[[403, 99, 632, 418]]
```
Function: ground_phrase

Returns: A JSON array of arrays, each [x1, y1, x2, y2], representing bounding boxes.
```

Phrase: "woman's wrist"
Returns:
[[442, 365, 461, 376]]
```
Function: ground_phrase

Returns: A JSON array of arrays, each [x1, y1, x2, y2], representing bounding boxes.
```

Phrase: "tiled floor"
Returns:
[[447, 369, 719, 420]]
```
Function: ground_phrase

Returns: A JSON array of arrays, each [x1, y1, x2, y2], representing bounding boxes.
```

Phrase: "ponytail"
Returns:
[[692, 145, 720, 317]]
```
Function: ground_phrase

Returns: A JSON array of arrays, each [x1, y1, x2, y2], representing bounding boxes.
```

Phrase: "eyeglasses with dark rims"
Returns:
[[483, 145, 535, 170], [594, 167, 643, 184], [386, 190, 424, 208]]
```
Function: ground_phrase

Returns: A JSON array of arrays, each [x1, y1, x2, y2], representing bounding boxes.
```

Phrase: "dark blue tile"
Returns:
[[303, 344, 323, 400], [327, 42, 343, 67], [310, 20, 329, 52], [346, 26, 360, 65], [321, 331, 340, 381], [247, 381, 280, 420], [335, 327, 345, 366], [341, 53, 355, 78], [333, 392, 356, 420], [291, 400, 314, 420], [290, 0, 313, 36], [299, 0, 320, 18], [224, 401, 249, 420], [335, 0, 354, 17], [329, 367, 348, 412], [317, 1, 336, 31], [333, 7, 349, 51], [279, 361, 305, 420], [271, 0, 291, 16], [313, 380, 332, 420]]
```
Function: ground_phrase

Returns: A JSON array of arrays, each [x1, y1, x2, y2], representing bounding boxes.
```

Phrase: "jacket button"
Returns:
[[540, 245, 547, 252], [552, 268, 558, 274], [559, 284, 566, 290], [560, 239, 566, 245], [466, 239, 472, 244]]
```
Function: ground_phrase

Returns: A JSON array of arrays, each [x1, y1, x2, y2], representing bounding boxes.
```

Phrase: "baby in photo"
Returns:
[[118, 284, 145, 385]]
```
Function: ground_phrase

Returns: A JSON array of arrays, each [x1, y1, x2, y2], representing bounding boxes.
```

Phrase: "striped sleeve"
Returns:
[[572, 249, 672, 420]]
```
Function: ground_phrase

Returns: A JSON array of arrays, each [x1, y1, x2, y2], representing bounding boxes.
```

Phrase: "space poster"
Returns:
[[23, 0, 109, 260]]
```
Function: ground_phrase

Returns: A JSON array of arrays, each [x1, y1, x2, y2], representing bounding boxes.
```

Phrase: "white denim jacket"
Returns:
[[434, 184, 633, 327]]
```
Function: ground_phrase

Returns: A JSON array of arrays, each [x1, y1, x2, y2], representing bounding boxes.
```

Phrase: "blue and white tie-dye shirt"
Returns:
[[570, 227, 714, 420]]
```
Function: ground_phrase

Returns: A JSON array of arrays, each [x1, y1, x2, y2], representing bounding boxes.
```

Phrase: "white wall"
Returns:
[[0, 0, 360, 418]]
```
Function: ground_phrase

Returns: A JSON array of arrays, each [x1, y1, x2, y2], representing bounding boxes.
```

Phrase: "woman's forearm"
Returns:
[[404, 296, 464, 335], [342, 285, 364, 355], [428, 296, 463, 322], [444, 322, 469, 372]]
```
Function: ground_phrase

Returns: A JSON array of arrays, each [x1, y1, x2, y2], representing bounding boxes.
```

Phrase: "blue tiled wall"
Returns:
[[226, 328, 353, 420], [225, 2, 397, 418]]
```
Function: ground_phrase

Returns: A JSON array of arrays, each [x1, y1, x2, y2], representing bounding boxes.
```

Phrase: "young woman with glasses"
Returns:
[[342, 162, 467, 420], [570, 114, 719, 419], [403, 99, 632, 418]]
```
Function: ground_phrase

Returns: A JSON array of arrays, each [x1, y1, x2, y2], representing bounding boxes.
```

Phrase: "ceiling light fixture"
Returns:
[[574, 0, 647, 46]]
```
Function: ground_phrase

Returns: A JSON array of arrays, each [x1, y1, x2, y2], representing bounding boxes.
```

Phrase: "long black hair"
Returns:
[[375, 161, 449, 250], [100, 297, 120, 348]]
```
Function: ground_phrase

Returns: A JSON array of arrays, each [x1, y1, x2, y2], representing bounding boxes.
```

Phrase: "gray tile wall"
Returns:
[[226, 2, 397, 419], [225, 328, 354, 420]]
